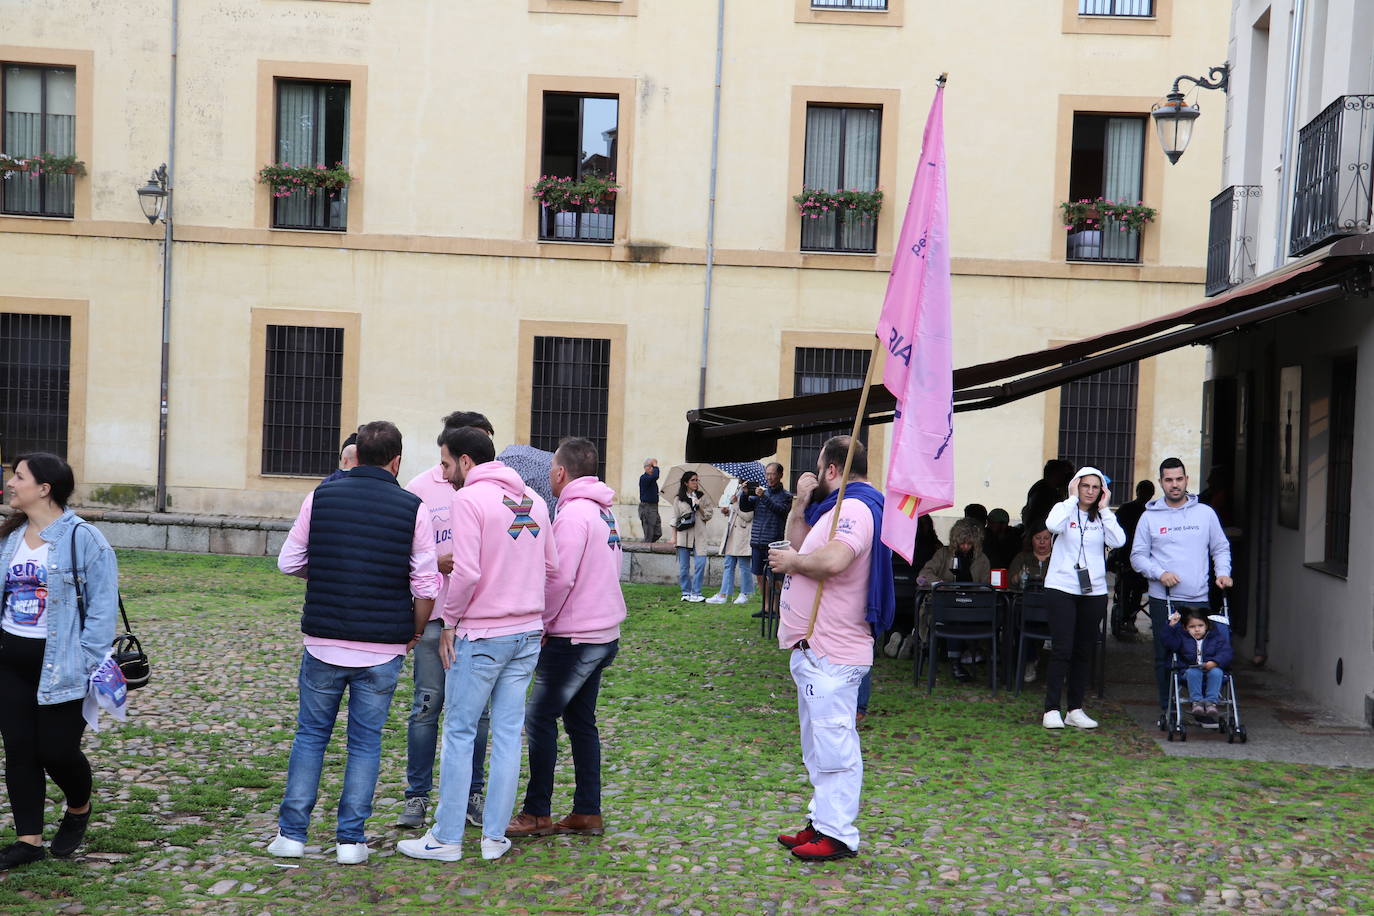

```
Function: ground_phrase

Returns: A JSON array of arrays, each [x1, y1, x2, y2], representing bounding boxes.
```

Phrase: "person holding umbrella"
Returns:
[[672, 471, 713, 602]]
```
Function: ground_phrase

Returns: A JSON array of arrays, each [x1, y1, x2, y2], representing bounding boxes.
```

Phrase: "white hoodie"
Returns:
[[1044, 466, 1126, 597]]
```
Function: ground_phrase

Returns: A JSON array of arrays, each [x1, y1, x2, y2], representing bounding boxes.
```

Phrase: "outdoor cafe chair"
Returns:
[[915, 583, 999, 695], [759, 572, 781, 640], [1013, 586, 1052, 696]]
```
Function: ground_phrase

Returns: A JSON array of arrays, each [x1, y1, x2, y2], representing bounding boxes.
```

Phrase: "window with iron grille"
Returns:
[[1078, 0, 1153, 15], [531, 336, 610, 480], [1324, 356, 1356, 574], [1066, 114, 1146, 263], [812, 0, 888, 8], [540, 93, 619, 243], [2, 65, 77, 218], [1057, 360, 1138, 502], [790, 347, 870, 490], [261, 325, 345, 476], [0, 313, 70, 462], [801, 105, 881, 253], [273, 80, 350, 231]]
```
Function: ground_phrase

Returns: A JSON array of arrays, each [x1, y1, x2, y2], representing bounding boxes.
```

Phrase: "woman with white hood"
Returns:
[[1040, 466, 1124, 730]]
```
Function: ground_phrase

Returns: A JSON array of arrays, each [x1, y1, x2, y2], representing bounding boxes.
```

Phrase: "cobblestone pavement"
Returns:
[[1, 551, 1370, 915]]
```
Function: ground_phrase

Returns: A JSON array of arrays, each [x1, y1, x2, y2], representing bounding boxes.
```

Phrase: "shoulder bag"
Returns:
[[73, 523, 150, 690]]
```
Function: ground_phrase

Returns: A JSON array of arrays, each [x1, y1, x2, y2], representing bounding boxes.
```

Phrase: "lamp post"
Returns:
[[1151, 63, 1230, 164], [136, 164, 173, 513]]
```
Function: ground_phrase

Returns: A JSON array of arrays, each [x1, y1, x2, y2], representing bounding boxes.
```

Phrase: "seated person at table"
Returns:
[[1161, 609, 1233, 720], [1008, 525, 1053, 682], [916, 518, 990, 681], [982, 508, 1021, 571]]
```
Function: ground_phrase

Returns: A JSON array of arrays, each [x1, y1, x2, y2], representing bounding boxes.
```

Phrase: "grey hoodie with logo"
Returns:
[[1129, 494, 1231, 603]]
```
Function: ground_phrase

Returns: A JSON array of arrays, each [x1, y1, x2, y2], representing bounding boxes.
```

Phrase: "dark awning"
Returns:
[[686, 235, 1373, 462]]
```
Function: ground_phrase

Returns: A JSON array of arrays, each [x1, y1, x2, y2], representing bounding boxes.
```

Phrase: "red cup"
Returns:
[[990, 568, 1008, 589]]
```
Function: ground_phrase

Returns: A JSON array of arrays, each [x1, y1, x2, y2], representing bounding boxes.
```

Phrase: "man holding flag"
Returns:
[[769, 436, 890, 862]]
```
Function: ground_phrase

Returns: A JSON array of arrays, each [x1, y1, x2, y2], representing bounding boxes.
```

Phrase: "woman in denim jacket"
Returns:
[[0, 453, 119, 870]]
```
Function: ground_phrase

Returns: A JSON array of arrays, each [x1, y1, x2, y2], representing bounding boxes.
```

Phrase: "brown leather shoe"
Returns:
[[553, 813, 604, 836], [505, 812, 555, 837]]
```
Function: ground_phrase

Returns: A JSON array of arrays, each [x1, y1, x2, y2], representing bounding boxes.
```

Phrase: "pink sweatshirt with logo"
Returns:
[[405, 463, 455, 621], [544, 476, 627, 643], [443, 461, 558, 639]]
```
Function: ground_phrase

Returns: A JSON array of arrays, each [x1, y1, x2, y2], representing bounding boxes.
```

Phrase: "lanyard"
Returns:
[[1075, 506, 1088, 567]]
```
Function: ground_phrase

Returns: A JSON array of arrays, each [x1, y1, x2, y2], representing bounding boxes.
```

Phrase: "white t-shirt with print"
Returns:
[[3, 540, 52, 639]]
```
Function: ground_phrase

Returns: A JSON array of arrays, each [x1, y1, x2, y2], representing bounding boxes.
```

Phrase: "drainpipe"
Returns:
[[155, 0, 179, 513], [1273, 0, 1307, 270], [697, 0, 725, 410]]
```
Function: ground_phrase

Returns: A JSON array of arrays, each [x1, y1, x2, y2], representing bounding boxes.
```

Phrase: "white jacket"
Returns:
[[1044, 466, 1125, 597]]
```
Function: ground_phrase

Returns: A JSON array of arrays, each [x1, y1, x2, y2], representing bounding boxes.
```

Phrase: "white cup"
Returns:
[[769, 540, 791, 550]]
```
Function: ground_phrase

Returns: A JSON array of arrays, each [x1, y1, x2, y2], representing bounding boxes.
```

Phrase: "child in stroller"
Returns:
[[1159, 603, 1248, 742]]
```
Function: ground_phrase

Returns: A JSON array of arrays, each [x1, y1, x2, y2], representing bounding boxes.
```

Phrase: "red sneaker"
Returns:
[[776, 822, 819, 849], [790, 833, 856, 861]]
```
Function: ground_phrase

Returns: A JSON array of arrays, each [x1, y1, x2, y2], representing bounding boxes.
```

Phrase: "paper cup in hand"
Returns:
[[769, 540, 791, 550]]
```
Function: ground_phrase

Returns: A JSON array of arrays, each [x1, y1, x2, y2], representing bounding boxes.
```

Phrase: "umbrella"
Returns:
[[712, 461, 767, 485], [497, 444, 556, 512], [660, 462, 730, 506]]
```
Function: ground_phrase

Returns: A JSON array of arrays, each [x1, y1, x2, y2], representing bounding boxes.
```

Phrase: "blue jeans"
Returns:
[[434, 631, 542, 844], [406, 618, 489, 799], [1150, 598, 1209, 709], [857, 670, 872, 714], [522, 638, 619, 818], [278, 651, 403, 844], [1184, 666, 1224, 704], [676, 547, 706, 596], [719, 555, 754, 597]]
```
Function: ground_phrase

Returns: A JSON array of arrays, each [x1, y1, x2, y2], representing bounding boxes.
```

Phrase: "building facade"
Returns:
[[1200, 0, 1374, 724], [2, 0, 1225, 528]]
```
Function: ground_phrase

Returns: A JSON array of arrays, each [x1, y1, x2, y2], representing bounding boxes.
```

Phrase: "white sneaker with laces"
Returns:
[[687, 594, 706, 603], [883, 632, 903, 658], [733, 593, 751, 605], [267, 833, 305, 858], [705, 593, 728, 604], [397, 830, 463, 862], [1064, 709, 1098, 729], [1042, 710, 1065, 729], [480, 835, 512, 860], [336, 842, 369, 865]]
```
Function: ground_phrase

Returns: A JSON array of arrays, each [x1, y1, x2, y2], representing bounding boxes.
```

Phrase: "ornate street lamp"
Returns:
[[135, 163, 174, 512], [1152, 64, 1230, 164], [137, 164, 169, 223]]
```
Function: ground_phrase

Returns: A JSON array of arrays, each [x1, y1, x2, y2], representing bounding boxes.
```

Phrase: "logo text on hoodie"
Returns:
[[503, 497, 541, 539]]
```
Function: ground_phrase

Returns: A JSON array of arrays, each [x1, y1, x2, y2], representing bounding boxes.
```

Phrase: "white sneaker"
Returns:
[[1022, 666, 1038, 684], [1064, 709, 1098, 729], [733, 593, 751, 605], [898, 635, 916, 660], [687, 594, 706, 603], [267, 833, 304, 858], [336, 842, 369, 865], [480, 835, 512, 860], [397, 830, 463, 862], [705, 594, 728, 604], [883, 632, 903, 658], [680, 594, 691, 602], [1042, 710, 1065, 729]]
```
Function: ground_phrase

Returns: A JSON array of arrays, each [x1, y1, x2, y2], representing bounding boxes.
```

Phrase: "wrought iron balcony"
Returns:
[[539, 204, 615, 243], [1065, 215, 1142, 264], [1290, 95, 1374, 257], [1206, 185, 1261, 296], [812, 0, 888, 9]]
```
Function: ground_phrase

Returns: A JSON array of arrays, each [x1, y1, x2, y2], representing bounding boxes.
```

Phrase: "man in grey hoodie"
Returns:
[[1130, 458, 1233, 713]]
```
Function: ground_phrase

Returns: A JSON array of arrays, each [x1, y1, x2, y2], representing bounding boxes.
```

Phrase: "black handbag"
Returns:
[[72, 523, 150, 690], [673, 505, 697, 531]]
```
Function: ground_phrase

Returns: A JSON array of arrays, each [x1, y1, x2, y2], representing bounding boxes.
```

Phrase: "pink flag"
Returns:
[[876, 83, 954, 563]]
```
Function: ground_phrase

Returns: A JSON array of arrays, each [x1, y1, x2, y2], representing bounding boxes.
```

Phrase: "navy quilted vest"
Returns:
[[301, 465, 423, 644]]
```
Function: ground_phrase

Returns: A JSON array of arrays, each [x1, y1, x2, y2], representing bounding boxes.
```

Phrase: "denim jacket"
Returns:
[[0, 510, 119, 705]]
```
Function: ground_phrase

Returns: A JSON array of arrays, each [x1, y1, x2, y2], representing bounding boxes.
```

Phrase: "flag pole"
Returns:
[[803, 337, 884, 641]]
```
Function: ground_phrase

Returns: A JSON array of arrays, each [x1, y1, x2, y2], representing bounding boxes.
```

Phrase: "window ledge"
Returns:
[[1303, 561, 1349, 581], [0, 212, 74, 222]]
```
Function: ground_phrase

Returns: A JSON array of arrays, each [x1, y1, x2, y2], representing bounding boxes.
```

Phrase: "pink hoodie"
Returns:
[[544, 476, 627, 643], [405, 463, 456, 620], [444, 461, 558, 639]]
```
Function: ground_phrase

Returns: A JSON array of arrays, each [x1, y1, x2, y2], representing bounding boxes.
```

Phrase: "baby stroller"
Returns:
[[1161, 597, 1248, 743]]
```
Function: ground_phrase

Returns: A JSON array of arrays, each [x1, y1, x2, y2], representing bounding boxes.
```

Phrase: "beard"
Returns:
[[815, 474, 834, 501]]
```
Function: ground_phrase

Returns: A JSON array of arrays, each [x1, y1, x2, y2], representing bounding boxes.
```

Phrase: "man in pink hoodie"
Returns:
[[506, 438, 626, 839], [397, 426, 557, 863]]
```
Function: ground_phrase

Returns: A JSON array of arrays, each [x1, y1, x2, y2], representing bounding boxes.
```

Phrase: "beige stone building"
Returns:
[[1, 0, 1226, 530]]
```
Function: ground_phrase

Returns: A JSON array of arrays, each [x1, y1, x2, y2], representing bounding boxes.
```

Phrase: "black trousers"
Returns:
[[0, 633, 92, 836], [1042, 588, 1105, 713]]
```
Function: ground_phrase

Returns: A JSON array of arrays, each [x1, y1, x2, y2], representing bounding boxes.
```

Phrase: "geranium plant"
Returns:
[[0, 152, 87, 177], [530, 174, 620, 213], [793, 187, 883, 221], [1060, 197, 1157, 233], [258, 162, 354, 198]]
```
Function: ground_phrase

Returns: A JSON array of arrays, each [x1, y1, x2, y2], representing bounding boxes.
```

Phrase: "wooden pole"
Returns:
[[803, 337, 884, 641]]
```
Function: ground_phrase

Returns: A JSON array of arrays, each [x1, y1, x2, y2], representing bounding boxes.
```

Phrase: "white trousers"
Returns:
[[790, 648, 868, 851]]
